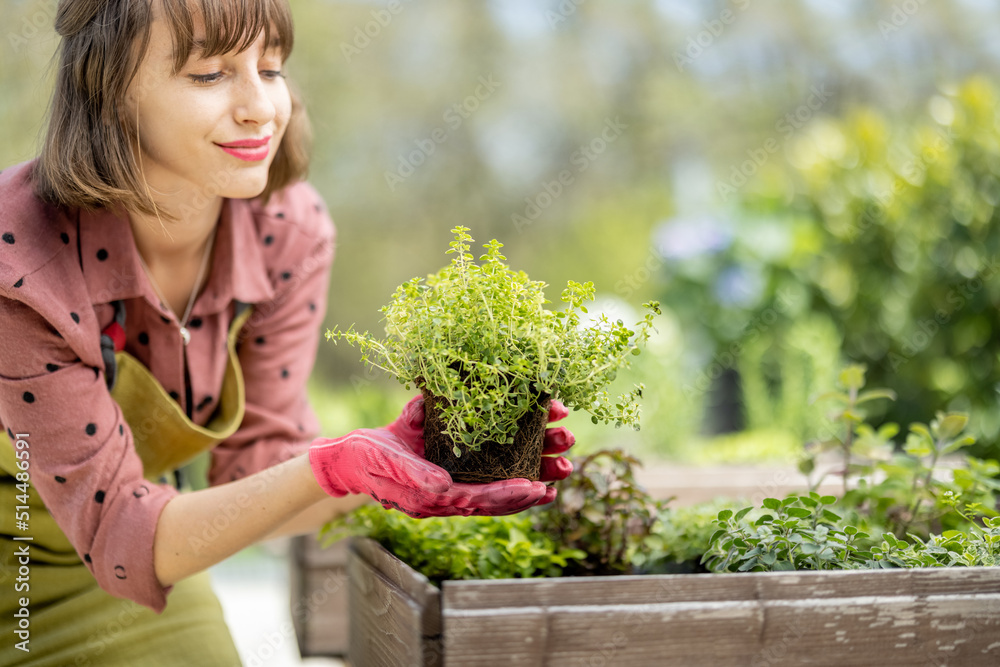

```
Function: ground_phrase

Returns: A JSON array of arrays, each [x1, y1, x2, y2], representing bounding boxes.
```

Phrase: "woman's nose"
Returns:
[[234, 72, 276, 126]]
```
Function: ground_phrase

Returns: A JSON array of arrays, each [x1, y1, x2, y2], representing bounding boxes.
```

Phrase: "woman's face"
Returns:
[[127, 6, 291, 204]]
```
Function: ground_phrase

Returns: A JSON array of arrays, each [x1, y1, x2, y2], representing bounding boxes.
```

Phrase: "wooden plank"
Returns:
[[443, 601, 761, 666], [296, 532, 350, 568], [442, 567, 1000, 610], [759, 593, 1000, 666], [294, 568, 351, 656], [347, 539, 1000, 666], [290, 536, 351, 656], [349, 539, 442, 667], [353, 537, 441, 614], [443, 593, 1000, 666], [442, 574, 758, 609]]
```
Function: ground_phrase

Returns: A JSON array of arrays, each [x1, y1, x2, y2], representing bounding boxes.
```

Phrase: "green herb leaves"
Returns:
[[326, 227, 659, 453]]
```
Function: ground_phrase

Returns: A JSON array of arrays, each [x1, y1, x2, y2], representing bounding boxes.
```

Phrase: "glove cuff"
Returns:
[[307, 439, 351, 498]]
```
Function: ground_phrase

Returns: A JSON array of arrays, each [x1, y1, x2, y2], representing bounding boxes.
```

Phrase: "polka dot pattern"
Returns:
[[0, 172, 333, 612]]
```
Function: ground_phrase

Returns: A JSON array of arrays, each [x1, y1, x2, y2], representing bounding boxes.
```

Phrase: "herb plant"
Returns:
[[539, 449, 664, 575], [327, 227, 661, 455], [320, 505, 585, 582], [704, 364, 1000, 573], [802, 364, 1000, 538]]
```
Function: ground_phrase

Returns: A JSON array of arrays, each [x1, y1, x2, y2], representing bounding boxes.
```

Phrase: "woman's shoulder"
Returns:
[[0, 160, 102, 368], [249, 180, 335, 245], [240, 181, 336, 290], [0, 160, 80, 297]]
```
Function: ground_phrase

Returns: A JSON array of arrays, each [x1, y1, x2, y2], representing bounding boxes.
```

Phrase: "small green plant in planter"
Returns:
[[326, 227, 660, 483]]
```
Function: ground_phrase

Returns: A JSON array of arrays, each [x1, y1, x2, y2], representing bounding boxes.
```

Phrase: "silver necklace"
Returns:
[[136, 232, 216, 346]]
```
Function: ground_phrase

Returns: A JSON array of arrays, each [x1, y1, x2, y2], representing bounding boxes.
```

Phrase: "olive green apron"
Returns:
[[0, 303, 254, 667]]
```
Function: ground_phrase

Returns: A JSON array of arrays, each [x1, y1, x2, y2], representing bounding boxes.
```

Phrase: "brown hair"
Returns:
[[33, 0, 310, 217]]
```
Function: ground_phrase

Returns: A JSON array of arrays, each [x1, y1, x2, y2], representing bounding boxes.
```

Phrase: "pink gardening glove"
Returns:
[[385, 395, 577, 505], [308, 429, 550, 518]]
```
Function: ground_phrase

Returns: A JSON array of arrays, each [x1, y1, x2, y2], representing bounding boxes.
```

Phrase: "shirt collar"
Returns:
[[81, 198, 275, 313]]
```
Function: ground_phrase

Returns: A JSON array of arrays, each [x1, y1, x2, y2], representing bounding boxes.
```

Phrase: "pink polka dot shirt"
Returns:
[[0, 160, 335, 612]]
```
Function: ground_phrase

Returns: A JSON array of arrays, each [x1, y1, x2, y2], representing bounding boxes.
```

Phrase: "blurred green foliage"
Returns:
[[4, 2, 1000, 460], [740, 78, 1000, 457]]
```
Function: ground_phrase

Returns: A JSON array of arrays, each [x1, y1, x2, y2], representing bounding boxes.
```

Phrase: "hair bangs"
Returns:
[[161, 0, 293, 72]]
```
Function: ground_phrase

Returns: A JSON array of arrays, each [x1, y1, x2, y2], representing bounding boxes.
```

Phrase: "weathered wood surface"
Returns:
[[293, 463, 838, 657], [349, 538, 1000, 667], [290, 535, 351, 656], [349, 538, 442, 667]]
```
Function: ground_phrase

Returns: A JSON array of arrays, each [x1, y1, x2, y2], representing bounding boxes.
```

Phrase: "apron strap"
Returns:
[[100, 300, 127, 391], [99, 300, 252, 391]]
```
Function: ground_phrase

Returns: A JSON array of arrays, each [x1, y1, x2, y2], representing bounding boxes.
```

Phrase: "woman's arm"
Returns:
[[153, 453, 353, 586], [264, 490, 371, 540]]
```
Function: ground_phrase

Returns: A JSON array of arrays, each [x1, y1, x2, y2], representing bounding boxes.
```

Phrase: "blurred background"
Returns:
[[3, 0, 1000, 661], [5, 0, 1000, 464]]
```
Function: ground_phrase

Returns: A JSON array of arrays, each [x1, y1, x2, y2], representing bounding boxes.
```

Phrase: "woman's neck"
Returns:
[[128, 193, 223, 267], [126, 193, 223, 318]]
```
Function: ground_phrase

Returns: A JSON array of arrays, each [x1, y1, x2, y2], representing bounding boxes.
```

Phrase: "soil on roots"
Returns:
[[422, 390, 550, 483]]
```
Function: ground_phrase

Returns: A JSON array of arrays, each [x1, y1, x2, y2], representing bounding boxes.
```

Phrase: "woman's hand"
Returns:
[[383, 395, 577, 504], [307, 429, 550, 518]]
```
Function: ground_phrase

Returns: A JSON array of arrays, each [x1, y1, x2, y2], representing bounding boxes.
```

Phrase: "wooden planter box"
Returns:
[[290, 534, 351, 657], [349, 537, 1000, 666], [289, 463, 844, 658]]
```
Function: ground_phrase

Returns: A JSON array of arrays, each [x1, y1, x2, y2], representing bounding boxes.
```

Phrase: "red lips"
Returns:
[[216, 136, 271, 161], [217, 136, 271, 148]]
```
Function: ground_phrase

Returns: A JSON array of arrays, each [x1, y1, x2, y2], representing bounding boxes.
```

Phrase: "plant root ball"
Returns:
[[422, 390, 551, 483]]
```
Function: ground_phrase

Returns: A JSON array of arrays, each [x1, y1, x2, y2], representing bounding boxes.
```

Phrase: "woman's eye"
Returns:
[[261, 70, 286, 81], [188, 72, 223, 84]]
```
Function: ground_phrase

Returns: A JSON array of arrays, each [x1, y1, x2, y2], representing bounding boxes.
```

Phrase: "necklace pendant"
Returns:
[[180, 326, 191, 346]]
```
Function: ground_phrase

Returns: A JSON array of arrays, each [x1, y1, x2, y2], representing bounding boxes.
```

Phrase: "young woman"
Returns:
[[0, 1, 574, 664]]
